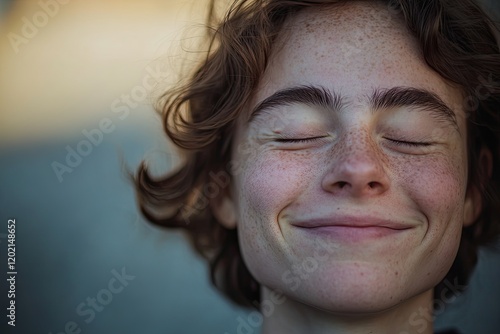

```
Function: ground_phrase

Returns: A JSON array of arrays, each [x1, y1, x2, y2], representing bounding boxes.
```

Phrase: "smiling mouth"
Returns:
[[291, 216, 413, 241], [295, 225, 410, 241]]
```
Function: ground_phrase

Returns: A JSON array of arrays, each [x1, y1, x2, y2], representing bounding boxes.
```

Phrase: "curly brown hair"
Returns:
[[135, 0, 500, 308]]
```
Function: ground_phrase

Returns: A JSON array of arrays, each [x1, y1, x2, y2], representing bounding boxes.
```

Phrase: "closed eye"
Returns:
[[275, 136, 326, 144], [385, 138, 432, 147]]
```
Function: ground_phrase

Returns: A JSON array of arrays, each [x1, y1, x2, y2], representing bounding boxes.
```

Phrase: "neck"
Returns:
[[260, 288, 434, 334]]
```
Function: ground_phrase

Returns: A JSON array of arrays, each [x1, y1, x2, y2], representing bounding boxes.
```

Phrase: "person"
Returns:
[[135, 0, 500, 333]]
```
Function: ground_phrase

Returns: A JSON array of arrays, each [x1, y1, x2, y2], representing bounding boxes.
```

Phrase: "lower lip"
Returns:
[[296, 226, 408, 242]]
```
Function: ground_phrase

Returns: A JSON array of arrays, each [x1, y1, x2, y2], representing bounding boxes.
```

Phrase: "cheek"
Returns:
[[402, 155, 464, 210], [237, 151, 315, 219], [233, 150, 318, 282], [396, 152, 467, 260]]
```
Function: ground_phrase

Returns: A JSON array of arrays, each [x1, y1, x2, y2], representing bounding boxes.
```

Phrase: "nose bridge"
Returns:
[[323, 128, 389, 196], [338, 129, 381, 171]]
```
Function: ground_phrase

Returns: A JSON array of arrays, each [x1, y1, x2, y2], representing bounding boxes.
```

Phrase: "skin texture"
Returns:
[[215, 2, 482, 333]]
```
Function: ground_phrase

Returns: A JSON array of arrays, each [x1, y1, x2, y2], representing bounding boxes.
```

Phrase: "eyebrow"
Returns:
[[248, 85, 343, 122], [249, 85, 458, 130], [370, 87, 458, 129]]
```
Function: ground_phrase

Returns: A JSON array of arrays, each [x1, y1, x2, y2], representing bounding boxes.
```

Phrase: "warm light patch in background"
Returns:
[[0, 0, 210, 145]]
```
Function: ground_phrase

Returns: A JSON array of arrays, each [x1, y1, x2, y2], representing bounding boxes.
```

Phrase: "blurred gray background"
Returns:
[[1, 0, 499, 333]]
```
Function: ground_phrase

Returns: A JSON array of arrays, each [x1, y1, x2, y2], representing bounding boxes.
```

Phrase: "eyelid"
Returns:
[[383, 137, 432, 147], [275, 135, 328, 143]]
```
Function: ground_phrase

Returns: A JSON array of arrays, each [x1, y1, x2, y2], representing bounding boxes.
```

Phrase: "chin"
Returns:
[[277, 263, 434, 315]]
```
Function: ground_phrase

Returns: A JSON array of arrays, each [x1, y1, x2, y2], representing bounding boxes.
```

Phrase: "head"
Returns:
[[136, 0, 500, 312]]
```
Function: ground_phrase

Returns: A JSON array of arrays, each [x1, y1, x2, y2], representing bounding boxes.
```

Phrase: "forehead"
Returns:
[[252, 1, 464, 115], [287, 1, 408, 47]]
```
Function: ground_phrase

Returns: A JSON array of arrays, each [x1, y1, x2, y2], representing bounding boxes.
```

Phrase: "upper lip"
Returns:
[[290, 215, 413, 230]]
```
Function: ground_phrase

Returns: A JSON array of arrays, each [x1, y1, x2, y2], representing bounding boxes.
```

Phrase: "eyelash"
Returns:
[[385, 138, 431, 147], [275, 136, 325, 143]]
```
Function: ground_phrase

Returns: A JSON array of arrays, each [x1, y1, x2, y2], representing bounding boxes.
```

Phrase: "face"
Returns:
[[220, 2, 478, 313]]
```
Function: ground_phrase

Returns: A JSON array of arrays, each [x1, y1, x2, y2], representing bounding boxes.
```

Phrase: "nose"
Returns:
[[321, 137, 390, 197]]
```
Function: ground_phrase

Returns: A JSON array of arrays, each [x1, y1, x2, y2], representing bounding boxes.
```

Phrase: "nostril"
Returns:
[[368, 182, 376, 188], [337, 181, 348, 188]]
